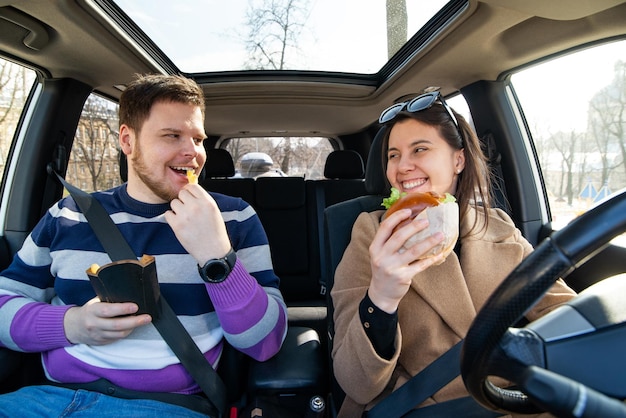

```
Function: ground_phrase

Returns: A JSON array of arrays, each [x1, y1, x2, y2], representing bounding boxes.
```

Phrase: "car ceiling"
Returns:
[[0, 0, 625, 139]]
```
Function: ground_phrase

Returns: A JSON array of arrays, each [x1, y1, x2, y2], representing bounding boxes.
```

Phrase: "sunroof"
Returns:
[[111, 0, 452, 75]]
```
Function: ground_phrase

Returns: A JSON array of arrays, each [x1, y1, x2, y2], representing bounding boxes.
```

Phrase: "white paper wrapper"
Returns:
[[399, 202, 459, 264]]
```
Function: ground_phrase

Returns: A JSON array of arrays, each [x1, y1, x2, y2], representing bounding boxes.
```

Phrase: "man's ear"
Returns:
[[119, 124, 134, 155]]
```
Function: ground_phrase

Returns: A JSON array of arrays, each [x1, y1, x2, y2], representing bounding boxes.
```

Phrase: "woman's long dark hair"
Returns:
[[381, 104, 494, 237]]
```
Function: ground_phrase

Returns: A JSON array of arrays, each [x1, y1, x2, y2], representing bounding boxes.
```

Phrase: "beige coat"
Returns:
[[331, 206, 577, 417]]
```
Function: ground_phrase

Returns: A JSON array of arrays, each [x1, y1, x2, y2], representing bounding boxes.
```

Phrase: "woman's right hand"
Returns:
[[367, 208, 445, 313], [63, 298, 152, 345]]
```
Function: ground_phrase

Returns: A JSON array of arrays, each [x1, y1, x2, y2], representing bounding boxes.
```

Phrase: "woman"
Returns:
[[331, 92, 576, 417]]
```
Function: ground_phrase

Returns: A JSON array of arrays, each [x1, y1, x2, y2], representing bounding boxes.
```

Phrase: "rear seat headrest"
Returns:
[[324, 150, 364, 179], [204, 149, 235, 178], [118, 149, 128, 182], [364, 126, 390, 196]]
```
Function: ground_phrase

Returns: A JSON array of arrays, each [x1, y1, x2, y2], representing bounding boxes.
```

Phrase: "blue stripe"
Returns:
[[19, 185, 278, 312]]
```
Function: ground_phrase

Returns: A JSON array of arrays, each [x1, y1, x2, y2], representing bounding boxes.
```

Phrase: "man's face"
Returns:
[[121, 100, 206, 203]]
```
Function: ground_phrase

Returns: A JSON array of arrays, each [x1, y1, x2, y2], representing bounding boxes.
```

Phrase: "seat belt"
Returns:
[[315, 184, 328, 295], [364, 340, 498, 418], [50, 168, 227, 418]]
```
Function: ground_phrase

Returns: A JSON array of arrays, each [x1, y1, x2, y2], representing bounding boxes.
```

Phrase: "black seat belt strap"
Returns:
[[402, 396, 500, 418], [51, 169, 227, 417], [52, 170, 136, 261], [365, 339, 493, 418], [315, 184, 327, 295]]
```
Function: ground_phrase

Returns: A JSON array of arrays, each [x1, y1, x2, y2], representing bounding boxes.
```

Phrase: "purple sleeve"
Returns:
[[204, 260, 287, 361], [0, 295, 73, 351]]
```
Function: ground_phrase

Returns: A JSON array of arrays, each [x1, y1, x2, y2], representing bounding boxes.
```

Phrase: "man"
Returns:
[[0, 74, 287, 417]]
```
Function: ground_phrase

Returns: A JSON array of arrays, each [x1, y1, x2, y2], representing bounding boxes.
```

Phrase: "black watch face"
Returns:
[[204, 261, 228, 282], [199, 249, 236, 283]]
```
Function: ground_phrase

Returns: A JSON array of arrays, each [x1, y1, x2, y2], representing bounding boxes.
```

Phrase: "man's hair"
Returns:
[[119, 74, 205, 132]]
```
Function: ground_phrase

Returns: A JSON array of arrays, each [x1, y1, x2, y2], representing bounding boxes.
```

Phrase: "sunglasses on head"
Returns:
[[378, 91, 462, 139]]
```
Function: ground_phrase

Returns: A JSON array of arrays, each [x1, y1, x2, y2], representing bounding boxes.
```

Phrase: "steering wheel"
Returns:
[[461, 188, 626, 417]]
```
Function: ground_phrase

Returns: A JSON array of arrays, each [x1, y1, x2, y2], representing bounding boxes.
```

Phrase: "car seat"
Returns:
[[323, 127, 389, 415], [323, 150, 365, 180]]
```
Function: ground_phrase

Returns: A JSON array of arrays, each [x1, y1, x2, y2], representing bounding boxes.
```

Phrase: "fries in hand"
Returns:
[[186, 169, 198, 184]]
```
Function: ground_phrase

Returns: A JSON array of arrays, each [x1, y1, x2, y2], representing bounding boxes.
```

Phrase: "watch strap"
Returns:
[[199, 248, 236, 283], [221, 247, 237, 270]]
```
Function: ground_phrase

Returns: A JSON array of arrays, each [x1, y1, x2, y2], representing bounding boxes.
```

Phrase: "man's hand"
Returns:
[[64, 298, 151, 345], [165, 183, 232, 265]]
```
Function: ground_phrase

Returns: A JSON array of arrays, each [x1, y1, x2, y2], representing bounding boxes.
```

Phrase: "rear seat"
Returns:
[[306, 150, 366, 296], [253, 176, 328, 334], [199, 149, 368, 335], [254, 176, 314, 302], [311, 149, 366, 207], [200, 148, 255, 206]]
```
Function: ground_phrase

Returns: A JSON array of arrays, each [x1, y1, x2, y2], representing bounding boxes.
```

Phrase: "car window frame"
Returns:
[[0, 72, 41, 236]]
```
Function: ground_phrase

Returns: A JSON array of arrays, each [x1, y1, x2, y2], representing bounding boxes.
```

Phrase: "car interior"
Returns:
[[0, 0, 625, 416]]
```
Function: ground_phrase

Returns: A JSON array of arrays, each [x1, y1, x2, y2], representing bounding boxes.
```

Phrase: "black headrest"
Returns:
[[204, 149, 235, 178], [118, 150, 128, 183], [324, 150, 365, 179], [364, 127, 389, 195]]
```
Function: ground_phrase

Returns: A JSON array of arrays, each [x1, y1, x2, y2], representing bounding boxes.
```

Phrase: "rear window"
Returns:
[[224, 137, 334, 179], [68, 108, 338, 191]]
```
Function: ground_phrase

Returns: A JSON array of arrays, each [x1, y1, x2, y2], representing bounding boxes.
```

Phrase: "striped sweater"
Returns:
[[0, 184, 287, 394]]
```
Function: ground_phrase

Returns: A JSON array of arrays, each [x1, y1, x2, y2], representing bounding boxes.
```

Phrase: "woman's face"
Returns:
[[386, 118, 465, 196]]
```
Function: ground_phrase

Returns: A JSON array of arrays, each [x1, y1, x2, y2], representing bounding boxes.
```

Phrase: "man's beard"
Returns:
[[130, 142, 177, 202]]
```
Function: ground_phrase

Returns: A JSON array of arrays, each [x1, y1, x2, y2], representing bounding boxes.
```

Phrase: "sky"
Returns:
[[114, 0, 448, 74], [113, 0, 625, 133], [512, 40, 625, 134]]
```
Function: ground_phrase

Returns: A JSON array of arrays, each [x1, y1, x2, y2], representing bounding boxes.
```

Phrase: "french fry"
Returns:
[[186, 169, 198, 184], [89, 263, 100, 274]]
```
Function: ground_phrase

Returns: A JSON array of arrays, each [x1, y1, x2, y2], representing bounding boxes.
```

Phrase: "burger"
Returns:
[[382, 188, 459, 264]]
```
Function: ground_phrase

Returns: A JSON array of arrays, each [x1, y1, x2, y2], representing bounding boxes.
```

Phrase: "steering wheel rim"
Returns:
[[461, 188, 626, 413]]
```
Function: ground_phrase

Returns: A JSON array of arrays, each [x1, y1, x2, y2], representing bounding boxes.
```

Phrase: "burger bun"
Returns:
[[383, 192, 459, 264]]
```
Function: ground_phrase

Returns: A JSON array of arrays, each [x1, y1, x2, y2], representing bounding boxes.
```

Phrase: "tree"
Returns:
[[386, 0, 407, 59], [588, 60, 626, 190], [242, 0, 312, 176], [243, 0, 309, 70], [0, 60, 32, 168], [549, 130, 584, 205]]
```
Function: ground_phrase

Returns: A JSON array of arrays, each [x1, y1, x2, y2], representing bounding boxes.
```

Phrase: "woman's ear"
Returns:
[[455, 148, 466, 174]]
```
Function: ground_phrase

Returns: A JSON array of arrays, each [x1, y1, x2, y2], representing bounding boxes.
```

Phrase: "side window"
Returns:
[[511, 40, 626, 246], [0, 58, 37, 184], [68, 94, 121, 192], [225, 137, 334, 179], [448, 94, 472, 128]]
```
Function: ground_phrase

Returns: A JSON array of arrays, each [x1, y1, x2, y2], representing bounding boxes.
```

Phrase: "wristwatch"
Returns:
[[198, 248, 237, 283]]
